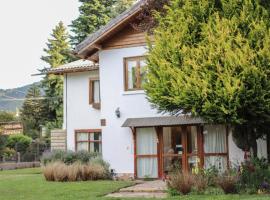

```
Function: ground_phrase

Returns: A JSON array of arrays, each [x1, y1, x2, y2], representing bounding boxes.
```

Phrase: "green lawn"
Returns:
[[0, 168, 269, 200]]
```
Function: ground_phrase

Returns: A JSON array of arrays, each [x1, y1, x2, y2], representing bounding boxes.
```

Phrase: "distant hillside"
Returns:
[[0, 82, 41, 112]]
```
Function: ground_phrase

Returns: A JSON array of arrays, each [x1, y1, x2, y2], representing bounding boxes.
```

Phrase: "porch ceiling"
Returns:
[[122, 116, 206, 128]]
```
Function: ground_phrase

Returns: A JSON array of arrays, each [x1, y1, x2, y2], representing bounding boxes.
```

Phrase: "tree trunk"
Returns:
[[267, 134, 270, 163], [251, 139, 258, 158]]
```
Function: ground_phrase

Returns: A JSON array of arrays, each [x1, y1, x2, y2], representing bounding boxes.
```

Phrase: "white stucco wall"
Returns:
[[228, 130, 245, 167], [99, 46, 164, 174], [64, 71, 101, 151]]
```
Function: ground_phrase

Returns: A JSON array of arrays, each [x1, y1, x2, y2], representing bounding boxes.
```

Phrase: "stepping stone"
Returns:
[[106, 192, 167, 198], [106, 180, 167, 198]]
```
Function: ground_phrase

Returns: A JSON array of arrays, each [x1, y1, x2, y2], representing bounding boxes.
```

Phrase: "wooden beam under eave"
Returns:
[[93, 44, 102, 50]]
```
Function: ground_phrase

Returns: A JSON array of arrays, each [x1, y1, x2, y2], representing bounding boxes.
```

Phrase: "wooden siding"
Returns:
[[102, 26, 147, 50], [51, 129, 67, 151]]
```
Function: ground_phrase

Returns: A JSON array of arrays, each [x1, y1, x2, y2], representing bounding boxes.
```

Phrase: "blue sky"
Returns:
[[0, 0, 80, 89]]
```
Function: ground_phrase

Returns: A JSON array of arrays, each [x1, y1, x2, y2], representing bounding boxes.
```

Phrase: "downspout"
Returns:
[[65, 74, 68, 131], [65, 74, 68, 150]]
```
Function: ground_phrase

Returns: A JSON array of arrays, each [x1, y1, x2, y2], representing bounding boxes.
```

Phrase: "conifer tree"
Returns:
[[70, 0, 135, 46], [145, 0, 270, 154], [20, 85, 45, 139], [110, 0, 134, 18], [41, 22, 73, 129]]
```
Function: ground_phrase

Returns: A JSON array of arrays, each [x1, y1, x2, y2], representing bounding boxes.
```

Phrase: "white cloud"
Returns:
[[0, 0, 80, 89]]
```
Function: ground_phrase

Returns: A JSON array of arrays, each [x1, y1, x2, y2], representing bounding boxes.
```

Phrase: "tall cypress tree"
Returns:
[[41, 22, 73, 130], [70, 0, 135, 46]]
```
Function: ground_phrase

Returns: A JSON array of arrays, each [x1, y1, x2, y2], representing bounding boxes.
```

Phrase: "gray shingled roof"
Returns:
[[74, 0, 146, 54], [122, 116, 206, 127], [45, 59, 99, 74]]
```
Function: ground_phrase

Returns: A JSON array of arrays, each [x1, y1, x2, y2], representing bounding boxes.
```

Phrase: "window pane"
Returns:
[[204, 125, 226, 153], [94, 142, 101, 153], [77, 133, 88, 141], [93, 80, 100, 103], [163, 127, 183, 154], [188, 156, 200, 173], [77, 142, 89, 151], [137, 157, 158, 178], [136, 128, 157, 155], [94, 133, 101, 141], [187, 126, 198, 154], [204, 156, 227, 172], [89, 142, 102, 153], [140, 60, 147, 87], [127, 60, 137, 90]]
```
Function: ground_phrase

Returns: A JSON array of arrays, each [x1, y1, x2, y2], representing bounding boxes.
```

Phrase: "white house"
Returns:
[[47, 0, 268, 179]]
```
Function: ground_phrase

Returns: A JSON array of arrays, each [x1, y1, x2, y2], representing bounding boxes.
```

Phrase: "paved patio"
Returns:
[[106, 180, 167, 198]]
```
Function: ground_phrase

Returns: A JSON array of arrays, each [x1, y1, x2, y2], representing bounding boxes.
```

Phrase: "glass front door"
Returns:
[[162, 126, 201, 176], [163, 127, 183, 174]]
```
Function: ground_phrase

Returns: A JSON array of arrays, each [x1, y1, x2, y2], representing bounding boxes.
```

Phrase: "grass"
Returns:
[[0, 168, 269, 200]]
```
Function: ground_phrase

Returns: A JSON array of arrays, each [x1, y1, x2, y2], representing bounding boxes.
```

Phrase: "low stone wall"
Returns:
[[51, 129, 67, 151], [0, 162, 40, 170]]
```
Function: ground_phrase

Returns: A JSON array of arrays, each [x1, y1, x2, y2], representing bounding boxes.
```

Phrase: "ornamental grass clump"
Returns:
[[193, 174, 208, 193], [216, 174, 239, 194], [167, 172, 194, 195], [42, 155, 111, 182]]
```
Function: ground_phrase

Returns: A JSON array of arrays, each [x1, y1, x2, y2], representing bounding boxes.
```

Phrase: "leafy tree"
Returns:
[[0, 134, 8, 158], [20, 85, 46, 139], [133, 0, 169, 33], [0, 111, 16, 122], [41, 22, 73, 130], [6, 134, 32, 153], [70, 0, 135, 46], [145, 0, 270, 155]]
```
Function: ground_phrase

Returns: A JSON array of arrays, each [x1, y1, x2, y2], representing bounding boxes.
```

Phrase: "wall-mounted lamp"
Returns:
[[115, 107, 121, 118]]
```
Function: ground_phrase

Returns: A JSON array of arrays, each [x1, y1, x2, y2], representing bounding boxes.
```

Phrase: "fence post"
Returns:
[[17, 152, 21, 163]]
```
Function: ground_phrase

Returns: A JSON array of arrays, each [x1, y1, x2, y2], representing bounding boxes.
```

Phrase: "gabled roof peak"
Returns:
[[74, 0, 146, 59]]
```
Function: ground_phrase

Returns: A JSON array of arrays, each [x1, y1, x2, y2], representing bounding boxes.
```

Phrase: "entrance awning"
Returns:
[[122, 116, 206, 127]]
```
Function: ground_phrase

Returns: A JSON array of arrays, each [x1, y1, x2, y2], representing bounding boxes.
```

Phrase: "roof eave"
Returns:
[[74, 0, 145, 57]]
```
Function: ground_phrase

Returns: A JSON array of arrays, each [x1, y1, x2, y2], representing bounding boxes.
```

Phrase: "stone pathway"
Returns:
[[106, 180, 167, 198]]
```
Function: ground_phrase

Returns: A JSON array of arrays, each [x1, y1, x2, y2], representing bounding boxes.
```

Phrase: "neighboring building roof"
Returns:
[[74, 0, 146, 58], [45, 59, 99, 75], [122, 116, 206, 127]]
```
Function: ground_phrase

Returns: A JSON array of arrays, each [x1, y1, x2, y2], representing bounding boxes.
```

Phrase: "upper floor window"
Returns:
[[89, 79, 100, 109], [124, 56, 147, 91]]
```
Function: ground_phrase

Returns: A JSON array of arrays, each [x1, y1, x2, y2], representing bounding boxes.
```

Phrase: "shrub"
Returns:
[[6, 134, 32, 153], [167, 172, 194, 195], [2, 147, 16, 159], [239, 158, 270, 194], [216, 174, 238, 194], [41, 150, 99, 165], [203, 166, 219, 186]]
